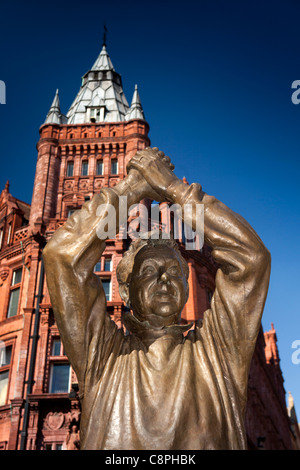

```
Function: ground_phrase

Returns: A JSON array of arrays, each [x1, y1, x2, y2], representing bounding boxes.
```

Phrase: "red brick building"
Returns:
[[0, 44, 298, 450]]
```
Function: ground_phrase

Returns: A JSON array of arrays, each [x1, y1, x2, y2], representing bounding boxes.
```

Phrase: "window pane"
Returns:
[[52, 339, 61, 356], [7, 288, 20, 317], [0, 371, 9, 406], [81, 161, 88, 176], [67, 161, 74, 177], [56, 444, 63, 450], [7, 224, 11, 244], [102, 279, 111, 301], [12, 268, 22, 285], [104, 259, 112, 271], [111, 159, 118, 175], [96, 160, 103, 175], [0, 345, 12, 366], [94, 262, 101, 272], [50, 364, 70, 393], [68, 209, 75, 217]]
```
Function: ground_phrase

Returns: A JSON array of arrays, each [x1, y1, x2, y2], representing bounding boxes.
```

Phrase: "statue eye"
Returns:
[[141, 265, 155, 276], [168, 266, 180, 276]]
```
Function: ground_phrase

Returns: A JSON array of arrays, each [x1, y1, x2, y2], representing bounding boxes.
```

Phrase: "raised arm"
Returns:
[[128, 147, 271, 390], [43, 188, 119, 388], [43, 167, 165, 389]]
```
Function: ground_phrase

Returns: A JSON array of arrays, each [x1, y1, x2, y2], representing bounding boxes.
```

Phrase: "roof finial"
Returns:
[[103, 23, 108, 47]]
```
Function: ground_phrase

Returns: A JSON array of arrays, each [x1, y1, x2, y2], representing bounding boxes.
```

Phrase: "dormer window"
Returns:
[[89, 106, 105, 123]]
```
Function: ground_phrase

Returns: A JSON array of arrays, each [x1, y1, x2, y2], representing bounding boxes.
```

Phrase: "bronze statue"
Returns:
[[43, 147, 271, 450]]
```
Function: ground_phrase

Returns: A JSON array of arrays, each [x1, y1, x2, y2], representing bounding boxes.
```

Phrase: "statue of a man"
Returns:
[[43, 147, 271, 450]]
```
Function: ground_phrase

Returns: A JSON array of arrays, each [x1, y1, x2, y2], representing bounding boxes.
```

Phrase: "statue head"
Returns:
[[116, 235, 189, 329]]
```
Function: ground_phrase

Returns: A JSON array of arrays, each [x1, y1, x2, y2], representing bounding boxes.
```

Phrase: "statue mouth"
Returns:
[[152, 290, 175, 299]]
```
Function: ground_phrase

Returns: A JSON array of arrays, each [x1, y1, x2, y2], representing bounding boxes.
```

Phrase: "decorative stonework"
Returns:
[[44, 412, 65, 431], [64, 180, 74, 191], [94, 179, 103, 190], [14, 226, 29, 243], [79, 179, 88, 191], [109, 179, 118, 187], [0, 265, 9, 284]]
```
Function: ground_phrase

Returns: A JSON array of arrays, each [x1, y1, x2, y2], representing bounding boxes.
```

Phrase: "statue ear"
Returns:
[[119, 283, 130, 307]]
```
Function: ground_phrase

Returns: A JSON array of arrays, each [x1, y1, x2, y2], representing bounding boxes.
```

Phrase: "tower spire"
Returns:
[[103, 23, 108, 47], [44, 89, 67, 124], [67, 44, 131, 124], [125, 84, 145, 121]]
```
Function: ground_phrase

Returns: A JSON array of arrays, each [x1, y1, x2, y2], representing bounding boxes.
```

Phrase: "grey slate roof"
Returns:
[[63, 45, 145, 124]]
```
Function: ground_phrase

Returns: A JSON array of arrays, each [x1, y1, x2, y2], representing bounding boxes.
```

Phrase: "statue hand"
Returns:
[[113, 166, 165, 206], [127, 147, 180, 201], [125, 167, 164, 201]]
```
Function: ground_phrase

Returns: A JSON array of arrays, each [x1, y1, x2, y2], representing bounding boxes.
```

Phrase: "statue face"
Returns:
[[128, 245, 188, 328]]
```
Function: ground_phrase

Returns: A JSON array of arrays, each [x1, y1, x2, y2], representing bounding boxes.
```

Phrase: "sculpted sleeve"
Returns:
[[43, 188, 121, 393], [176, 182, 271, 402]]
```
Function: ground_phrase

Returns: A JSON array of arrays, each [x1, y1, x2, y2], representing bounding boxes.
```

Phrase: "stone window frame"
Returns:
[[0, 226, 3, 249], [7, 267, 23, 318], [0, 339, 15, 407], [93, 257, 112, 301], [111, 158, 118, 175], [45, 334, 71, 395], [81, 160, 89, 177], [67, 207, 77, 218], [94, 256, 113, 273], [100, 277, 112, 302], [96, 158, 104, 176], [6, 223, 12, 245], [66, 160, 74, 177], [44, 442, 64, 450]]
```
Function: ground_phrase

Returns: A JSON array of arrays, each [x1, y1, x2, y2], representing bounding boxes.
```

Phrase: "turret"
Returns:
[[126, 85, 145, 121], [44, 89, 67, 125]]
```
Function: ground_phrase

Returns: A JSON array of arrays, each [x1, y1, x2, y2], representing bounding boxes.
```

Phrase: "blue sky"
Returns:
[[0, 0, 300, 415]]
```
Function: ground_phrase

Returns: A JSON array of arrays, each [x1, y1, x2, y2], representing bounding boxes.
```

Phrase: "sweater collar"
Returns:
[[122, 311, 193, 343]]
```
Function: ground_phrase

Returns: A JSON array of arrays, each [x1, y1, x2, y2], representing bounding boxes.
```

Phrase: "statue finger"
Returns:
[[126, 159, 141, 172], [163, 155, 171, 164]]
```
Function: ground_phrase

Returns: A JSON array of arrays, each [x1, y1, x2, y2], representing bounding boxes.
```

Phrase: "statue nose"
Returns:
[[160, 272, 170, 284]]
